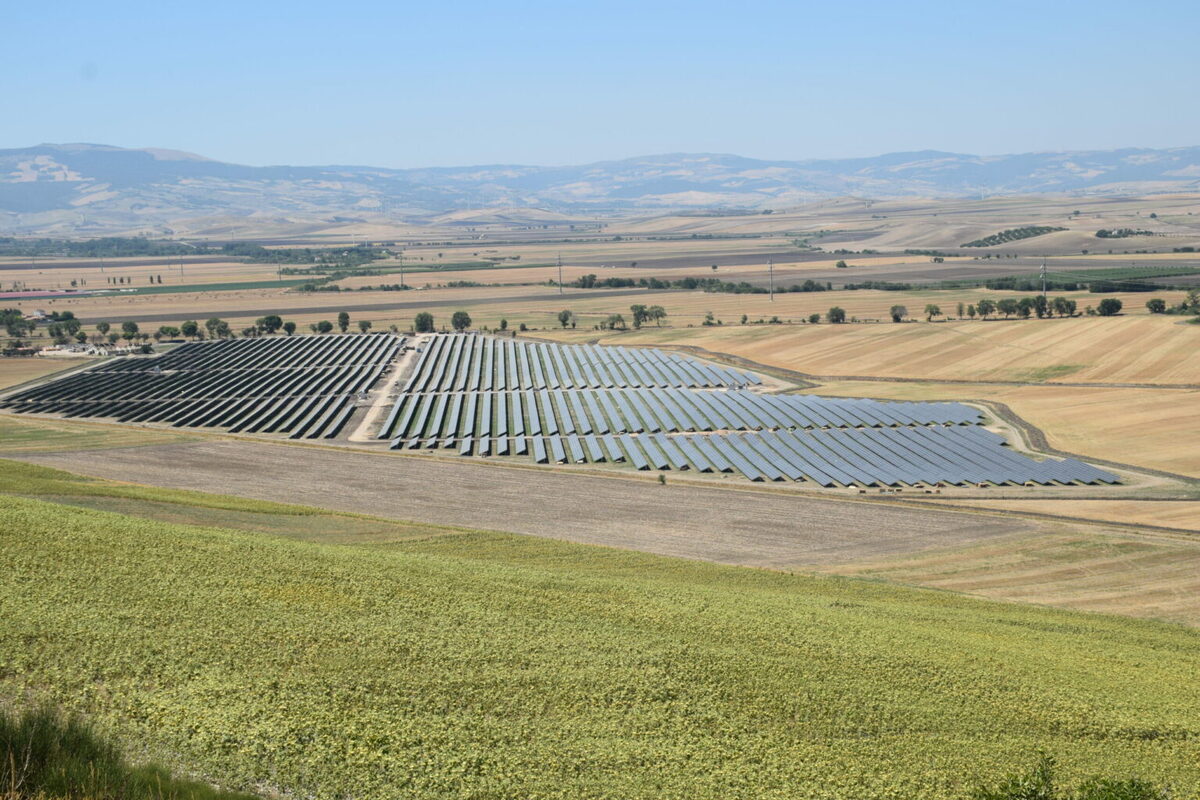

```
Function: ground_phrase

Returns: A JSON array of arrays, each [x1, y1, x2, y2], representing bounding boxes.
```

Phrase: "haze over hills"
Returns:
[[3, 142, 1200, 236]]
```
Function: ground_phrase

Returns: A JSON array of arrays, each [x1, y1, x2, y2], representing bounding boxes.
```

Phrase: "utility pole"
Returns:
[[768, 258, 774, 301], [557, 252, 564, 296]]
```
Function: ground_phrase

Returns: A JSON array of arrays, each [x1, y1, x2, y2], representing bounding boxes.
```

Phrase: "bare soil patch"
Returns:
[[13, 439, 1037, 568]]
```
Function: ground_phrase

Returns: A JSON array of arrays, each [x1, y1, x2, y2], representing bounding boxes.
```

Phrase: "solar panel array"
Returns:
[[380, 333, 1118, 487], [1, 334, 402, 439]]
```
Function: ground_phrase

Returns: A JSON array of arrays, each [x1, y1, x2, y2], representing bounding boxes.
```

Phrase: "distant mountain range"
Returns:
[[3, 142, 1200, 236]]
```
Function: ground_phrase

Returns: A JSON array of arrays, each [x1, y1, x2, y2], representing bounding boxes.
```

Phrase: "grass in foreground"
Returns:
[[0, 704, 258, 800], [1, 462, 1199, 799]]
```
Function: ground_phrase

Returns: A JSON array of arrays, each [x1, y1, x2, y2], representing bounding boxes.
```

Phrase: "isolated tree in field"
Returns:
[[740, 313, 749, 325], [1098, 297, 1123, 316], [179, 320, 199, 339], [1146, 298, 1167, 314], [629, 304, 649, 328], [413, 312, 435, 333], [890, 305, 908, 323], [648, 305, 667, 326], [976, 298, 996, 319], [1033, 295, 1049, 319], [120, 321, 139, 342], [255, 315, 283, 334], [835, 260, 848, 269], [282, 321, 297, 336], [808, 313, 821, 324], [499, 318, 508, 331], [96, 321, 110, 336], [316, 320, 334, 334], [358, 320, 372, 333], [557, 309, 575, 328], [337, 311, 350, 333], [827, 306, 846, 324], [924, 304, 941, 321], [451, 311, 472, 332], [996, 298, 1019, 319]]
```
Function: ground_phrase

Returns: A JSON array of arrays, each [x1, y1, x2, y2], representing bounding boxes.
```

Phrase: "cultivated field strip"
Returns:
[[1, 334, 402, 439], [381, 334, 1118, 487]]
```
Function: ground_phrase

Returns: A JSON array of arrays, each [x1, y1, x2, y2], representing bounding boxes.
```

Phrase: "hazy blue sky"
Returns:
[[6, 0, 1198, 167]]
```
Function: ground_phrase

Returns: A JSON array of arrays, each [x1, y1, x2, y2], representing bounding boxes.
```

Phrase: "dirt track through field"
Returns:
[[15, 439, 1037, 567]]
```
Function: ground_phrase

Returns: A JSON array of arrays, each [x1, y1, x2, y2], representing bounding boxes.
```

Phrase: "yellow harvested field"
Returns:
[[926, 499, 1200, 533], [580, 311, 1198, 384], [0, 357, 91, 390], [811, 380, 1200, 478], [824, 527, 1200, 626], [0, 258, 282, 291]]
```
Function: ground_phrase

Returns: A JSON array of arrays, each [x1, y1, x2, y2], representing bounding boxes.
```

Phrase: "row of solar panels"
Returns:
[[402, 333, 759, 394], [5, 383, 376, 439], [2, 363, 386, 405], [96, 332, 399, 373], [391, 428, 1118, 486], [2, 336, 402, 405], [377, 387, 980, 440]]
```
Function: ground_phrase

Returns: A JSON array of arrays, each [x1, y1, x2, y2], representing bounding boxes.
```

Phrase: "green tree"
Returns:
[[120, 321, 139, 342], [316, 320, 334, 334], [281, 321, 296, 336], [180, 320, 199, 339], [648, 305, 667, 326], [924, 304, 941, 321], [629, 304, 649, 328], [1052, 297, 1072, 317], [1146, 298, 1167, 314], [499, 318, 508, 331], [1017, 297, 1034, 319], [996, 299, 1019, 319], [827, 307, 846, 324], [451, 311, 472, 332], [956, 302, 965, 318], [358, 320, 372, 333], [557, 309, 575, 329], [1098, 298, 1123, 316], [808, 313, 820, 324], [967, 304, 977, 319], [337, 311, 350, 333], [96, 321, 110, 336], [977, 298, 996, 319], [414, 312, 435, 333], [890, 305, 908, 323], [835, 260, 848, 268], [255, 315, 283, 334]]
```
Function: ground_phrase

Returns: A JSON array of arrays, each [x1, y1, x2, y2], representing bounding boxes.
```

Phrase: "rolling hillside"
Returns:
[[1, 459, 1198, 799], [4, 143, 1200, 235]]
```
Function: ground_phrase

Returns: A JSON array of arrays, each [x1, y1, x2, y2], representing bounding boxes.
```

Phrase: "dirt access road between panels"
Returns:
[[15, 439, 1039, 568]]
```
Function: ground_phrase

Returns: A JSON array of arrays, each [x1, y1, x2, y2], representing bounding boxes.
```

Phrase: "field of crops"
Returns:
[[2, 459, 1199, 800]]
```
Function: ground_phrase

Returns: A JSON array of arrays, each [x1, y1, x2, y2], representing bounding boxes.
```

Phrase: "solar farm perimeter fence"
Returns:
[[379, 333, 1118, 487]]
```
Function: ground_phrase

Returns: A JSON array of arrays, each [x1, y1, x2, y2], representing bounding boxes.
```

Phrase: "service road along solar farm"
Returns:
[[2, 331, 1118, 487], [377, 333, 1118, 487]]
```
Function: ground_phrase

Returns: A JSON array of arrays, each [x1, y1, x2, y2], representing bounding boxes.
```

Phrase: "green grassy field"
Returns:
[[1, 459, 1199, 799]]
